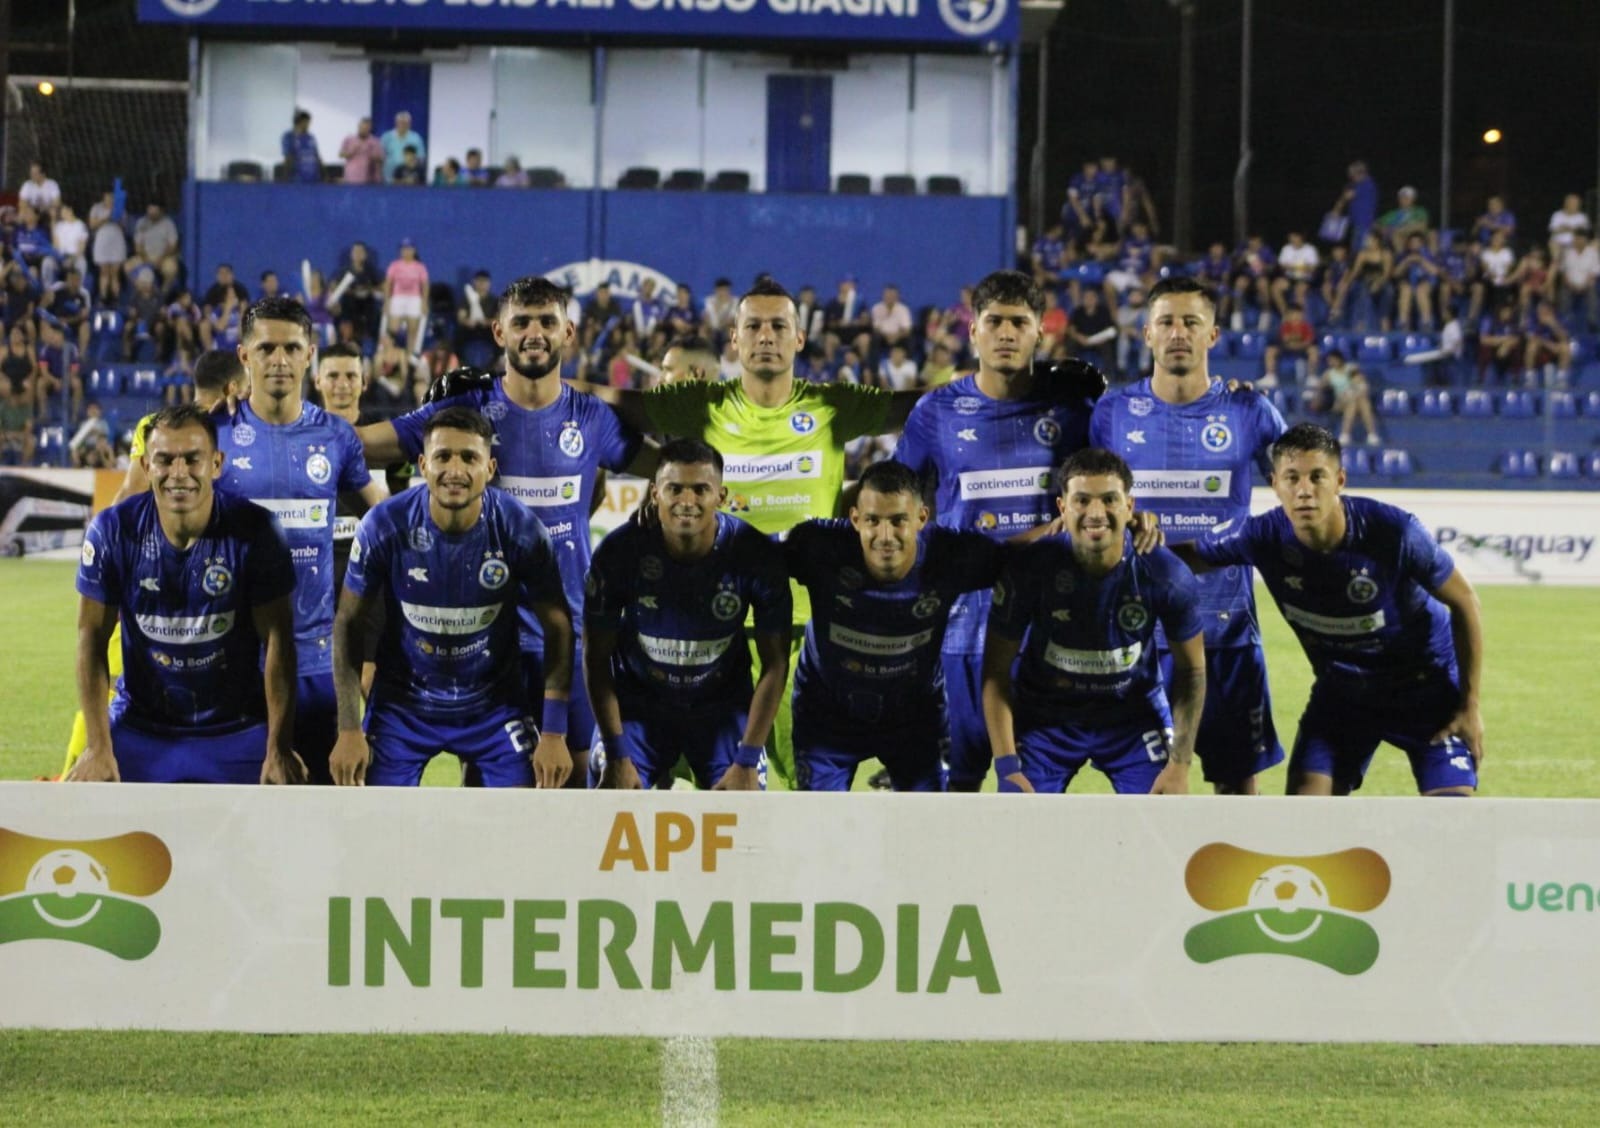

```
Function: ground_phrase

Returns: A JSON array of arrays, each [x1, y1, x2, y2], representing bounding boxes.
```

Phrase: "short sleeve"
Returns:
[[780, 521, 820, 588], [986, 553, 1031, 642], [1399, 513, 1456, 591], [745, 535, 794, 634], [343, 509, 389, 598], [583, 532, 631, 631], [515, 512, 568, 610], [587, 396, 644, 473], [1193, 514, 1257, 569], [1154, 555, 1204, 643], [643, 380, 717, 438], [390, 399, 444, 460], [820, 381, 890, 443], [890, 398, 934, 476], [75, 510, 118, 604], [245, 510, 297, 606], [946, 530, 1006, 592], [1088, 397, 1113, 449], [335, 418, 373, 492]]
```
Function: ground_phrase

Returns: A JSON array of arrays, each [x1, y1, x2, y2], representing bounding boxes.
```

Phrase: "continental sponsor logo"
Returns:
[[721, 452, 826, 482], [0, 829, 170, 960], [1131, 470, 1233, 499], [829, 624, 935, 657], [399, 602, 503, 636], [499, 475, 584, 508], [1281, 604, 1387, 637], [254, 497, 331, 530], [1042, 640, 1141, 675], [956, 467, 1052, 501], [134, 611, 234, 645], [637, 632, 735, 667]]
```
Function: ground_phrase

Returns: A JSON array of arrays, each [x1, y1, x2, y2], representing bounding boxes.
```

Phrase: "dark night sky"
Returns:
[[1022, 0, 1600, 250]]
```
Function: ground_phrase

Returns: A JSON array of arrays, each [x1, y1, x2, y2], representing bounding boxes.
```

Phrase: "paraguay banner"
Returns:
[[139, 0, 1020, 47], [2, 783, 1599, 1043]]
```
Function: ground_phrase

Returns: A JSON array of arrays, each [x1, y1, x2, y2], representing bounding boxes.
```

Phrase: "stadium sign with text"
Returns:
[[138, 0, 1019, 47], [5, 785, 1600, 1043]]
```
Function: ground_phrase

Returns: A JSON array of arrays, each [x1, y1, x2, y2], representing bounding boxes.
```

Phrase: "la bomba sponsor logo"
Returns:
[[1183, 842, 1390, 975], [0, 828, 170, 960]]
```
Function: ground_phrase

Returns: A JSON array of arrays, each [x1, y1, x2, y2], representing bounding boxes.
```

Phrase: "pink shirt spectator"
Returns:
[[385, 258, 429, 299], [340, 132, 385, 185]]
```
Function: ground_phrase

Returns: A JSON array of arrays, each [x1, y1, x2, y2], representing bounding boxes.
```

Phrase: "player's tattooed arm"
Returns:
[[1430, 568, 1486, 768], [68, 595, 120, 782], [357, 420, 405, 466], [1152, 631, 1205, 795], [713, 628, 790, 792], [530, 597, 576, 789], [584, 627, 640, 789], [331, 587, 378, 786], [980, 632, 1033, 793], [255, 595, 308, 785]]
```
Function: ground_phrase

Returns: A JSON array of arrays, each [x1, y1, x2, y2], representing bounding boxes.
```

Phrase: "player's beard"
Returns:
[[506, 346, 560, 381]]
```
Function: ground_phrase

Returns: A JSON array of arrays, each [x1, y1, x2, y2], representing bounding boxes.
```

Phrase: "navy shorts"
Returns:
[[1012, 708, 1173, 794], [1160, 644, 1285, 786], [792, 703, 946, 792], [591, 705, 761, 791], [1289, 672, 1477, 794], [522, 643, 594, 753], [943, 651, 991, 788], [294, 670, 338, 785], [365, 700, 536, 788], [110, 717, 267, 784]]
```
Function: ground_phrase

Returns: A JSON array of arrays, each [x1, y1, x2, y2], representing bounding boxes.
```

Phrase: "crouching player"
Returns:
[[983, 448, 1205, 794], [585, 439, 791, 790], [782, 460, 1013, 791], [330, 407, 575, 787], [70, 404, 304, 784], [1186, 424, 1484, 795]]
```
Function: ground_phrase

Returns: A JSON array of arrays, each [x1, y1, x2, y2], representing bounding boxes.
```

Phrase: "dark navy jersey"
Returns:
[[894, 374, 1093, 654], [345, 485, 566, 719], [1195, 495, 1458, 689], [1091, 379, 1286, 649], [783, 520, 1004, 726], [77, 491, 295, 734], [392, 381, 642, 648], [585, 513, 791, 710], [215, 400, 371, 676], [989, 535, 1202, 724]]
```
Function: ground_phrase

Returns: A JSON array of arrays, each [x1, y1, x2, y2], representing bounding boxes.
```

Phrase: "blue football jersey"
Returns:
[[783, 520, 1004, 726], [585, 513, 791, 710], [989, 535, 1202, 725], [1196, 496, 1458, 689], [392, 381, 642, 649], [1090, 379, 1286, 648], [345, 485, 566, 719], [894, 374, 1093, 654], [76, 491, 296, 734], [215, 400, 371, 675]]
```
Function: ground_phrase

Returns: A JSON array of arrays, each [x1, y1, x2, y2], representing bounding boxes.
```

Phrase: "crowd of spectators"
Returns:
[[274, 110, 561, 190]]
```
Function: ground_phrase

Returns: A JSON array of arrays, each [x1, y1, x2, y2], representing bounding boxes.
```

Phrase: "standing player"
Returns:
[[331, 407, 574, 788], [782, 459, 1012, 792], [585, 440, 791, 791], [70, 405, 304, 784], [216, 298, 388, 785], [983, 449, 1205, 795], [359, 276, 652, 786], [1186, 425, 1483, 795], [892, 270, 1109, 791], [1091, 276, 1287, 794]]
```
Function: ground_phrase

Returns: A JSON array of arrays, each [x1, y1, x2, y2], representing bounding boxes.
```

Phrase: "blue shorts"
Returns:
[[792, 702, 946, 792], [365, 700, 535, 788], [591, 705, 762, 791], [1290, 672, 1477, 794], [944, 651, 991, 788], [1160, 644, 1285, 786], [111, 717, 267, 784], [522, 644, 593, 753], [294, 670, 338, 785], [1012, 708, 1172, 795]]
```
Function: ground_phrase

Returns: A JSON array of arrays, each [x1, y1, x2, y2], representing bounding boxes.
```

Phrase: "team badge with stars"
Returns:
[[640, 556, 664, 581], [1346, 571, 1379, 604], [231, 423, 256, 447], [201, 560, 233, 597], [1033, 417, 1061, 447], [790, 412, 816, 435], [479, 553, 510, 590], [483, 400, 508, 421], [1054, 570, 1076, 594], [911, 593, 942, 619], [1201, 415, 1233, 453], [711, 585, 744, 621], [1116, 600, 1150, 632], [558, 423, 584, 458], [409, 527, 434, 552], [954, 397, 982, 416], [305, 447, 332, 485], [1128, 396, 1154, 417]]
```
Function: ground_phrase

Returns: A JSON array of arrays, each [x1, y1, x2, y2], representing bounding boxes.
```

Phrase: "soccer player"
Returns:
[[311, 341, 387, 591], [1185, 424, 1484, 796], [331, 407, 574, 788], [359, 276, 652, 786], [1090, 275, 1288, 794], [983, 448, 1205, 795], [216, 297, 389, 784], [893, 269, 1113, 791], [585, 439, 791, 790], [581, 277, 926, 787], [70, 404, 303, 784], [782, 459, 1012, 792]]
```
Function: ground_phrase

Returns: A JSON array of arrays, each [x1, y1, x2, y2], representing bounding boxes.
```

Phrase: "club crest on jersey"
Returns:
[[711, 588, 744, 621], [911, 593, 942, 619], [202, 563, 233, 597], [479, 559, 510, 590], [1033, 417, 1062, 447], [1054, 570, 1076, 594], [231, 424, 256, 447], [954, 397, 982, 416], [1117, 600, 1149, 632], [639, 556, 664, 581], [483, 401, 508, 421], [409, 527, 433, 552], [305, 452, 332, 485], [790, 412, 816, 435], [1129, 396, 1155, 417], [1201, 418, 1233, 453], [1346, 573, 1379, 604], [558, 424, 584, 458], [837, 567, 864, 591]]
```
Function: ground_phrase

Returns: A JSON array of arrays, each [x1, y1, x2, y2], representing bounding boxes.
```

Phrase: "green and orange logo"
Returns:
[[0, 828, 170, 960], [1183, 843, 1390, 975]]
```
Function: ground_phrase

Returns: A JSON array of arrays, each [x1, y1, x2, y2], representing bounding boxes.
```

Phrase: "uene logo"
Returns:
[[0, 828, 171, 960]]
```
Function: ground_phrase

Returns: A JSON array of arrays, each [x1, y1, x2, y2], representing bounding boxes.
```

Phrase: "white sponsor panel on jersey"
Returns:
[[1280, 604, 1388, 636], [637, 632, 735, 667], [135, 611, 234, 645], [721, 452, 825, 483], [498, 475, 583, 508], [828, 624, 935, 657], [1042, 640, 1142, 675], [956, 466, 1052, 501], [253, 498, 332, 530], [1130, 470, 1233, 499], [399, 602, 501, 636]]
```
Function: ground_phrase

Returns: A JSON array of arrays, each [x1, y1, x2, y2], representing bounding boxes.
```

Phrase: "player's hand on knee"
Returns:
[[1129, 511, 1165, 554], [330, 731, 370, 786], [65, 745, 120, 783], [711, 764, 761, 791], [1431, 704, 1485, 767], [261, 749, 309, 786], [532, 733, 574, 789], [602, 757, 643, 790], [1150, 760, 1191, 795], [994, 754, 1033, 792]]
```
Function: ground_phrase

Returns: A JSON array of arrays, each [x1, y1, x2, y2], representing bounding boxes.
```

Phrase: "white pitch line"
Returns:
[[661, 1035, 719, 1128]]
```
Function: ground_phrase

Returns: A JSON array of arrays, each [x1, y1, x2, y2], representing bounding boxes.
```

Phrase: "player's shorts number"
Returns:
[[1142, 729, 1171, 763], [505, 719, 535, 756]]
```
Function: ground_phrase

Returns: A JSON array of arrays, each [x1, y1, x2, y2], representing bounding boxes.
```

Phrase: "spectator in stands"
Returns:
[[495, 155, 530, 188], [630, 277, 664, 340], [1525, 299, 1573, 388], [87, 191, 127, 304], [391, 146, 426, 187], [281, 110, 323, 184], [432, 157, 465, 187], [36, 314, 83, 418], [383, 238, 429, 353], [131, 204, 181, 292], [1478, 227, 1516, 311], [920, 342, 957, 387], [199, 280, 242, 354], [1095, 156, 1130, 230], [454, 270, 498, 362], [1337, 230, 1395, 333], [1338, 160, 1379, 247], [1123, 168, 1161, 235], [1194, 242, 1234, 325], [1063, 159, 1099, 235], [1229, 234, 1278, 330], [381, 112, 426, 183], [2, 326, 38, 415], [0, 382, 34, 464], [422, 335, 459, 386], [44, 266, 92, 353], [870, 284, 913, 352], [68, 401, 114, 468], [824, 275, 870, 340], [18, 162, 61, 219], [258, 271, 282, 300], [1376, 186, 1429, 252], [582, 282, 625, 354], [1392, 232, 1442, 332], [122, 267, 171, 361], [1471, 195, 1516, 247], [1477, 301, 1523, 386], [664, 282, 698, 338], [297, 270, 336, 347], [1262, 303, 1319, 384], [795, 284, 825, 344], [1039, 287, 1069, 354], [1319, 350, 1380, 447], [1066, 286, 1114, 370], [1548, 193, 1590, 255], [199, 264, 249, 343], [660, 334, 718, 383], [1031, 222, 1067, 289], [165, 288, 202, 363], [1320, 242, 1351, 327], [462, 149, 492, 187], [52, 204, 89, 280], [943, 285, 975, 355], [0, 268, 38, 342], [1557, 230, 1600, 329], [1114, 286, 1150, 380], [702, 277, 737, 340], [370, 330, 423, 411], [1274, 230, 1320, 316], [1438, 239, 1481, 326], [12, 204, 58, 288], [1104, 221, 1155, 306], [339, 117, 385, 185], [876, 343, 918, 391], [328, 242, 381, 341], [1512, 245, 1554, 316]]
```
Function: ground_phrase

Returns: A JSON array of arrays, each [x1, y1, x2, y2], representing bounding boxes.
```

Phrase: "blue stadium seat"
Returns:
[[1547, 451, 1581, 480], [129, 368, 160, 395], [1549, 390, 1579, 418], [1264, 388, 1289, 415], [1581, 390, 1600, 417], [1344, 447, 1373, 475], [1500, 389, 1538, 418], [1400, 334, 1437, 359], [1378, 448, 1413, 477], [1586, 453, 1600, 478], [1068, 261, 1105, 286], [1319, 333, 1353, 360], [1500, 450, 1538, 478], [1461, 389, 1495, 417], [86, 367, 123, 396], [1379, 388, 1413, 415], [1233, 332, 1267, 359], [1418, 388, 1454, 417], [35, 425, 67, 465], [1357, 335, 1394, 364]]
